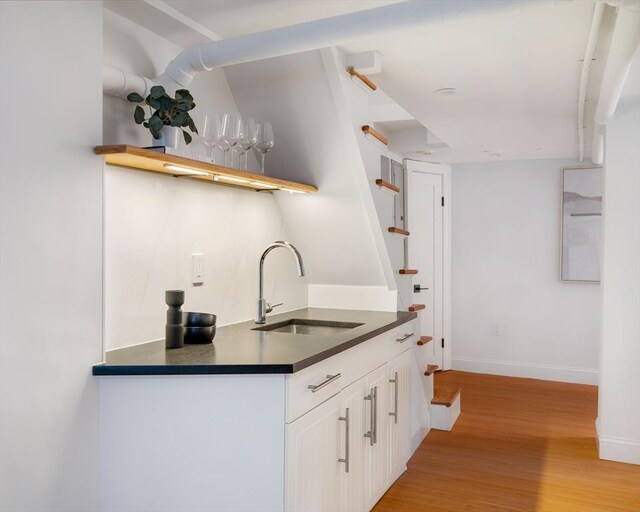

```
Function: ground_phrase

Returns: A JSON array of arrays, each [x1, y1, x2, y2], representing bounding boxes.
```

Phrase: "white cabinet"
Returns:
[[388, 348, 412, 482], [285, 392, 342, 512]]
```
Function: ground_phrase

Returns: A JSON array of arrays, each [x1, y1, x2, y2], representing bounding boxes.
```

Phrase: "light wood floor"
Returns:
[[374, 371, 640, 512]]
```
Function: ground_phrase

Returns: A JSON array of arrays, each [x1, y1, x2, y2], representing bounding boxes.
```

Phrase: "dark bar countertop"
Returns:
[[93, 308, 416, 376]]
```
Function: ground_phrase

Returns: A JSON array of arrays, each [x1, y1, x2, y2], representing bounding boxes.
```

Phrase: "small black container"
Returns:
[[183, 312, 217, 344]]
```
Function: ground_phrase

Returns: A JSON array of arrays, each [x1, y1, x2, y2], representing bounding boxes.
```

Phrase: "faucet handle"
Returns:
[[266, 302, 284, 313]]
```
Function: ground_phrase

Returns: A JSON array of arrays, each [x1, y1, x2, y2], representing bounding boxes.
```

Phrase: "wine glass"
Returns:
[[254, 122, 274, 174], [199, 114, 218, 163], [236, 117, 257, 171], [216, 113, 240, 167]]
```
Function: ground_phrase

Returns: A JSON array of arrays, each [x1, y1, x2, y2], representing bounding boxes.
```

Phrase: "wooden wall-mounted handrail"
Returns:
[[362, 125, 388, 146], [347, 66, 377, 91]]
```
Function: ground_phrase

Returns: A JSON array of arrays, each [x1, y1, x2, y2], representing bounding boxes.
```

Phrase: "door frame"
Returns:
[[404, 159, 452, 370]]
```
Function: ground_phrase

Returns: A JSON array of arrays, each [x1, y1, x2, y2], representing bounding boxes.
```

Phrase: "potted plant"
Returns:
[[127, 86, 198, 149]]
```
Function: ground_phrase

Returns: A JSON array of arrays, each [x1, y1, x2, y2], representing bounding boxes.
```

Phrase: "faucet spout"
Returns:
[[256, 241, 305, 324]]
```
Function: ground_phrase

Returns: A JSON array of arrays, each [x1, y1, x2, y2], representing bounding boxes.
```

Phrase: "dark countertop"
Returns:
[[93, 308, 416, 376]]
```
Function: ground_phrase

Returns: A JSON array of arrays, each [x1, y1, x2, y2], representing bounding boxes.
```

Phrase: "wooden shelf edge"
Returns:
[[94, 145, 318, 194], [388, 227, 410, 236], [375, 179, 400, 194], [408, 304, 426, 312], [347, 66, 378, 91], [417, 336, 433, 346], [399, 269, 418, 275], [362, 125, 389, 146], [424, 364, 439, 376], [431, 386, 462, 407]]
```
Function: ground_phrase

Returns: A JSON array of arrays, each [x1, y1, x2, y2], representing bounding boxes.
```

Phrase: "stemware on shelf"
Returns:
[[254, 121, 274, 174], [216, 113, 240, 167], [199, 114, 219, 163], [236, 117, 257, 171]]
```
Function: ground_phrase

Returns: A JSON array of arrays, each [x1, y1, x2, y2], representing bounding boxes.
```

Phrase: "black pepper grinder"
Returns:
[[165, 290, 185, 349]]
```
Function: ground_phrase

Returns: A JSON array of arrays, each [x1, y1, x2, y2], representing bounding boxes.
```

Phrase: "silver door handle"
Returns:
[[363, 389, 374, 446], [396, 333, 415, 343], [372, 386, 378, 444], [307, 373, 341, 393], [338, 408, 349, 473], [389, 371, 398, 424]]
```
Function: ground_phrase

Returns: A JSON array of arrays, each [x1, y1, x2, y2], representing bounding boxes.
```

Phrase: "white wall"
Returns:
[[452, 159, 601, 384], [597, 101, 640, 465], [103, 10, 307, 349], [0, 2, 103, 510]]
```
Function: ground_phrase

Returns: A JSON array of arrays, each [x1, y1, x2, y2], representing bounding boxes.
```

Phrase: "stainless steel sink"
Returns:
[[253, 318, 363, 336]]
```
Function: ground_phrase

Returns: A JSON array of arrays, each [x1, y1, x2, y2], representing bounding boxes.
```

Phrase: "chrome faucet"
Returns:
[[256, 241, 305, 324]]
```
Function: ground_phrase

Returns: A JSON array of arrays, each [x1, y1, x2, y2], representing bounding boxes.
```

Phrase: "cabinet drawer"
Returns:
[[285, 353, 343, 423], [341, 333, 387, 389], [387, 321, 418, 359]]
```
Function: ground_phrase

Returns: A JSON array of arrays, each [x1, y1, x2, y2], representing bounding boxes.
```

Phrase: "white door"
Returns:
[[407, 161, 451, 370], [388, 348, 412, 483], [285, 393, 342, 512], [364, 365, 389, 510], [340, 378, 368, 512]]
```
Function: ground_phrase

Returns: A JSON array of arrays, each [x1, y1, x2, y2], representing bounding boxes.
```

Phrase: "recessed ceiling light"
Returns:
[[434, 88, 457, 96]]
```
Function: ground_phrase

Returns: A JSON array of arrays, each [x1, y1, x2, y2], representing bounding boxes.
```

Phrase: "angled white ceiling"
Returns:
[[109, 0, 616, 163]]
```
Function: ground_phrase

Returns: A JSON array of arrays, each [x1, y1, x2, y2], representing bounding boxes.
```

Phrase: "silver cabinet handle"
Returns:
[[363, 389, 374, 446], [307, 373, 341, 393], [389, 372, 399, 424], [395, 333, 415, 343], [338, 408, 349, 473], [372, 386, 378, 444]]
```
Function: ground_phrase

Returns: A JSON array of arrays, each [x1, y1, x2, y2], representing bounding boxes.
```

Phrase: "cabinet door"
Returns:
[[388, 348, 412, 482], [285, 393, 342, 512], [340, 377, 368, 512], [364, 364, 389, 510]]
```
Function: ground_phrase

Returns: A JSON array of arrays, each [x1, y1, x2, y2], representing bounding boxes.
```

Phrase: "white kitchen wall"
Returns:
[[451, 159, 601, 384], [103, 10, 307, 349], [0, 2, 103, 510], [597, 100, 640, 465]]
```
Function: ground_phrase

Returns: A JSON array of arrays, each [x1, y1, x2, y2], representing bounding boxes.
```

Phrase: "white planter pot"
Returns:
[[154, 126, 181, 149]]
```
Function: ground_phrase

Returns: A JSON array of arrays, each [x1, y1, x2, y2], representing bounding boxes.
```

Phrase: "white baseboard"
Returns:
[[308, 284, 397, 312], [452, 356, 598, 385], [596, 420, 640, 465], [410, 410, 431, 455]]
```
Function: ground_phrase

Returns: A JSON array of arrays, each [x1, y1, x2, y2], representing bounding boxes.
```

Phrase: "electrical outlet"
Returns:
[[192, 253, 204, 285], [491, 323, 502, 336]]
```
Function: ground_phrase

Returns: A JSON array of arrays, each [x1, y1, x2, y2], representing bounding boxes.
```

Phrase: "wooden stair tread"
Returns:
[[399, 269, 418, 275], [388, 226, 410, 236], [347, 66, 378, 91], [408, 304, 426, 312], [362, 125, 388, 146], [431, 385, 462, 407], [424, 364, 439, 376], [375, 179, 400, 194], [417, 336, 433, 346]]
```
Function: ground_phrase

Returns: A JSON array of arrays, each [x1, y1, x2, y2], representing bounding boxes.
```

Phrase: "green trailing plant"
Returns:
[[127, 86, 198, 144]]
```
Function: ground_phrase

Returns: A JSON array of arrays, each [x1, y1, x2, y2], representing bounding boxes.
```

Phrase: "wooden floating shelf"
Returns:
[[362, 125, 388, 147], [417, 336, 433, 346], [431, 386, 462, 407], [408, 304, 426, 312], [375, 179, 400, 195], [347, 66, 378, 91], [399, 269, 418, 275], [94, 145, 318, 194], [388, 227, 410, 237], [424, 364, 439, 377]]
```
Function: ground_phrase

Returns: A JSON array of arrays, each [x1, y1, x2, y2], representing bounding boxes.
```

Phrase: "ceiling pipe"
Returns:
[[577, 2, 606, 162], [105, 0, 533, 98], [591, 0, 640, 164]]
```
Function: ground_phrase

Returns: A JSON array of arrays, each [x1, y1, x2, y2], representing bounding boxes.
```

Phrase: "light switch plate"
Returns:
[[192, 253, 204, 285]]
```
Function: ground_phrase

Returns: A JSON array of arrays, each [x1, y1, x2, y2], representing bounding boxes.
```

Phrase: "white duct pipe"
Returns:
[[104, 0, 533, 97], [103, 65, 154, 98], [578, 2, 606, 162], [591, 1, 640, 164]]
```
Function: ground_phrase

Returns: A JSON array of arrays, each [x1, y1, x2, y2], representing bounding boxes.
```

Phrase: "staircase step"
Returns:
[[408, 304, 425, 312], [431, 385, 462, 407], [417, 336, 433, 346], [399, 269, 418, 275], [388, 226, 410, 236], [375, 179, 399, 194], [424, 364, 439, 376]]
